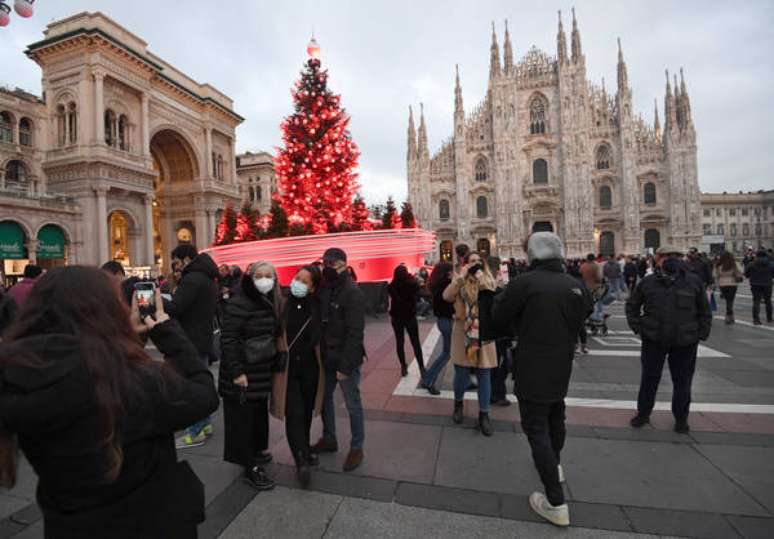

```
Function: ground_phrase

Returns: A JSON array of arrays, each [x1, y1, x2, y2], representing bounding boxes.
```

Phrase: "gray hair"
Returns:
[[527, 232, 565, 262]]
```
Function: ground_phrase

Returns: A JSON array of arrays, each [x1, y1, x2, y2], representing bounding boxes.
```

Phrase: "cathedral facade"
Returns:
[[407, 10, 701, 261]]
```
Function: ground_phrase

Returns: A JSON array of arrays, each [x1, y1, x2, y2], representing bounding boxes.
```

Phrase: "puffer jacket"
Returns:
[[218, 274, 282, 403], [626, 264, 712, 347], [320, 271, 365, 375], [745, 255, 774, 286], [714, 263, 743, 288]]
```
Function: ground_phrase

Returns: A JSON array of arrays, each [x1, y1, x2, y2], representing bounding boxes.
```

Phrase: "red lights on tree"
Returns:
[[214, 205, 238, 246], [400, 201, 417, 229], [381, 196, 401, 230], [274, 40, 361, 235]]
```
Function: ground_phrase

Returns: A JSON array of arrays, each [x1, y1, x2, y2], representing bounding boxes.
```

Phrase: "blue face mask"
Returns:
[[290, 279, 309, 298]]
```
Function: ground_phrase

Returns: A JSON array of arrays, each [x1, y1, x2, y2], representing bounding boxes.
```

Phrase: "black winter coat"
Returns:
[[745, 256, 774, 286], [686, 257, 713, 287], [165, 253, 219, 356], [431, 275, 454, 319], [219, 274, 282, 403], [491, 259, 591, 402], [0, 320, 218, 539], [320, 272, 365, 375], [387, 277, 419, 320], [624, 262, 638, 279], [625, 266, 712, 347]]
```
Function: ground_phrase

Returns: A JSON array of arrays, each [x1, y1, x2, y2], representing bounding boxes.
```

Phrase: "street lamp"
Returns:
[[0, 0, 35, 27]]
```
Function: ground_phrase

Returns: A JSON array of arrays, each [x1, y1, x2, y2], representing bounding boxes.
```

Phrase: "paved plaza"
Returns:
[[2, 287, 773, 538]]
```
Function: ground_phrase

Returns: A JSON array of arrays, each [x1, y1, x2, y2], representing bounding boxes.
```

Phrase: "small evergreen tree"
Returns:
[[267, 199, 289, 238], [237, 202, 258, 242], [351, 194, 371, 231], [214, 205, 238, 245], [381, 196, 399, 229], [400, 200, 417, 229]]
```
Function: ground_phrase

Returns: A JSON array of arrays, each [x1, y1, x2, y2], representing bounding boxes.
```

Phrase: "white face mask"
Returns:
[[254, 277, 274, 295]]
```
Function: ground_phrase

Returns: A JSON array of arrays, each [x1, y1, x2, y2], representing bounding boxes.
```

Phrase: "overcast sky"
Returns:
[[3, 0, 773, 203]]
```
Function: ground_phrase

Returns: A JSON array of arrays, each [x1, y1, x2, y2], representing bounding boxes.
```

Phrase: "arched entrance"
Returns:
[[37, 224, 68, 270], [477, 238, 491, 258], [150, 129, 200, 267], [108, 210, 135, 266], [439, 240, 453, 262], [532, 221, 553, 233], [600, 231, 615, 257], [0, 220, 29, 284], [644, 229, 660, 252]]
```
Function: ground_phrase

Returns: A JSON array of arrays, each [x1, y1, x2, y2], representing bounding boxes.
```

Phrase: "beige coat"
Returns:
[[442, 276, 498, 369], [714, 264, 743, 288], [269, 333, 325, 421]]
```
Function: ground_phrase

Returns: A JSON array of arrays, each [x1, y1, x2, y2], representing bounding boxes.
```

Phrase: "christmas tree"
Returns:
[[351, 194, 372, 231], [381, 196, 400, 229], [400, 200, 417, 229], [266, 199, 289, 238], [274, 40, 361, 234], [236, 202, 262, 242], [214, 205, 238, 245]]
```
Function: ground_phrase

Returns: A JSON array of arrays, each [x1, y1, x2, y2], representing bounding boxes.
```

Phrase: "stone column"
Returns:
[[95, 186, 109, 263], [229, 138, 237, 184], [25, 239, 38, 264], [206, 210, 215, 243], [143, 194, 155, 267], [94, 71, 104, 144], [205, 127, 213, 178], [194, 209, 208, 250], [141, 93, 150, 157]]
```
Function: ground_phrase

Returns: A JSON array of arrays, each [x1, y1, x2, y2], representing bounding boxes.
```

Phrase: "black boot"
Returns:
[[296, 454, 311, 488], [452, 400, 464, 424], [400, 362, 408, 377], [478, 412, 493, 437], [245, 463, 275, 491]]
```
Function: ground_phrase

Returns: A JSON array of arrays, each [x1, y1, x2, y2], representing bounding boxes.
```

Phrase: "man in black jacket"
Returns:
[[745, 249, 773, 325], [491, 232, 590, 527], [626, 245, 712, 434], [310, 248, 366, 472], [165, 244, 220, 448]]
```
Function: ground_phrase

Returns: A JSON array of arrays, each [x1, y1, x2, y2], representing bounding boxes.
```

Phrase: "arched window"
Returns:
[[595, 144, 611, 169], [104, 109, 116, 147], [255, 184, 262, 201], [533, 158, 548, 184], [19, 118, 32, 146], [644, 229, 660, 250], [529, 95, 548, 134], [0, 111, 13, 143], [439, 199, 450, 220], [56, 105, 66, 146], [476, 196, 488, 218], [599, 185, 612, 209], [643, 182, 656, 205], [474, 157, 488, 182], [248, 186, 255, 202], [118, 114, 128, 150], [67, 102, 77, 144], [211, 152, 218, 179], [477, 238, 491, 258], [4, 160, 28, 191], [599, 231, 615, 257], [217, 154, 224, 181]]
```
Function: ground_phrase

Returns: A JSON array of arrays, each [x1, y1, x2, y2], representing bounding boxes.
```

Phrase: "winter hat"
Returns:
[[323, 247, 347, 264], [527, 232, 565, 262]]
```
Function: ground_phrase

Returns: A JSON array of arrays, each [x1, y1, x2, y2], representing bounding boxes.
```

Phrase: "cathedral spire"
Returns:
[[617, 37, 628, 92], [654, 98, 661, 133], [557, 10, 568, 64], [665, 69, 677, 133], [418, 102, 429, 159], [489, 21, 501, 79], [407, 105, 417, 161], [571, 7, 582, 63], [503, 19, 513, 74], [454, 64, 464, 115], [679, 67, 692, 125]]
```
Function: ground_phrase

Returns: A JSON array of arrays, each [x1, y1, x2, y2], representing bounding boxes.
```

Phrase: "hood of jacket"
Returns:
[[182, 252, 219, 280], [0, 334, 90, 433]]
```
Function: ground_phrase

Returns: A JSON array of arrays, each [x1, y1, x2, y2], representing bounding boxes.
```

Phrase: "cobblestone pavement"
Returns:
[[2, 286, 773, 538]]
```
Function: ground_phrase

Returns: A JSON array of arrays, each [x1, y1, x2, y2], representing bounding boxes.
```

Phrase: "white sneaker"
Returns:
[[529, 492, 570, 527], [558, 464, 565, 483]]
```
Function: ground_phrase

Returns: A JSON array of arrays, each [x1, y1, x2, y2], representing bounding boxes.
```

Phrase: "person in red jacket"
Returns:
[[7, 263, 42, 308]]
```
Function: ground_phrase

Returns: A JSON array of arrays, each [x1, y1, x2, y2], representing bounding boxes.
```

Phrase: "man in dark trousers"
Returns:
[[164, 244, 220, 448], [745, 248, 773, 325], [491, 232, 590, 527], [310, 248, 367, 472], [626, 245, 712, 434]]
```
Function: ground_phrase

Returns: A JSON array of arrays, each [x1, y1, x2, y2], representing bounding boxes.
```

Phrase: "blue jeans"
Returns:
[[453, 365, 491, 413], [187, 355, 213, 436], [591, 288, 616, 322], [422, 317, 453, 387], [321, 366, 365, 450]]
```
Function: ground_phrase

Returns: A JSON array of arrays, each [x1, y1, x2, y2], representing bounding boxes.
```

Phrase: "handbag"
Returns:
[[244, 333, 277, 365], [208, 315, 222, 365]]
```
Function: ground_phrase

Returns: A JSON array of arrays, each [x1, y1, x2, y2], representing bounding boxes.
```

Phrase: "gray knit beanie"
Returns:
[[527, 232, 565, 262]]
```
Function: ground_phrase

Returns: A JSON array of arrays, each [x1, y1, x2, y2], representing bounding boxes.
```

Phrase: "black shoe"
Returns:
[[754, 320, 762, 326], [296, 462, 311, 488], [254, 451, 273, 465], [491, 398, 511, 407], [427, 385, 441, 396], [245, 465, 275, 491], [305, 452, 320, 467], [674, 420, 690, 434], [630, 414, 650, 428], [452, 400, 464, 424], [478, 412, 493, 437], [400, 364, 408, 377]]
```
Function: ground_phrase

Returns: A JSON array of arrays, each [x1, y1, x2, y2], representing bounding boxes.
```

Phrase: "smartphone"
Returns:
[[134, 281, 156, 316]]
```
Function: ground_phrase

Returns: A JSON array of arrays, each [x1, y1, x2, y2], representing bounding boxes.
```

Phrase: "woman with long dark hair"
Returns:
[[714, 251, 743, 324], [387, 265, 425, 377], [419, 261, 454, 395], [272, 265, 324, 487], [443, 251, 498, 436], [0, 266, 218, 538], [219, 261, 284, 491]]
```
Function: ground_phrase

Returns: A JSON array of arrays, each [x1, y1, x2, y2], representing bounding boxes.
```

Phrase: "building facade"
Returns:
[[407, 11, 701, 261], [700, 191, 774, 255], [235, 150, 276, 215], [1, 11, 242, 279]]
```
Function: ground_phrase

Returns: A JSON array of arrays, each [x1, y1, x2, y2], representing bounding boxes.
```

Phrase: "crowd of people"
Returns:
[[0, 235, 772, 535]]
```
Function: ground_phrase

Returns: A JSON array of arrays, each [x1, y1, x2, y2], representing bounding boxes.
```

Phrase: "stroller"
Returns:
[[586, 281, 613, 336]]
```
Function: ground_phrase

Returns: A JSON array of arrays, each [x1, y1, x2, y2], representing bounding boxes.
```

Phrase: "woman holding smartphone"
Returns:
[[0, 266, 218, 538], [443, 251, 498, 436], [219, 261, 284, 491]]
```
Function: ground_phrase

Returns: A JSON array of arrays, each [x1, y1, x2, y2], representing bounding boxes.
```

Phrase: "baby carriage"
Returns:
[[586, 281, 612, 336]]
